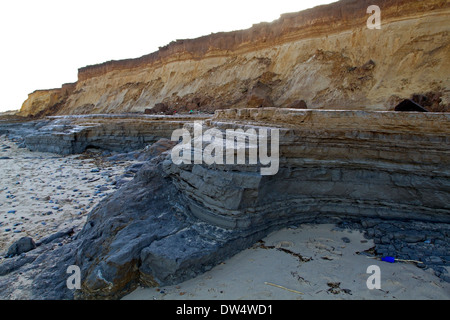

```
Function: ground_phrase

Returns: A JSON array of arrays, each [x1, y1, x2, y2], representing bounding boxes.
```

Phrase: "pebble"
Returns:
[[341, 237, 351, 244], [428, 256, 444, 265]]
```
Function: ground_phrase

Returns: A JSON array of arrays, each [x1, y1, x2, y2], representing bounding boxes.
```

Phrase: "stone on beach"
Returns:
[[6, 237, 36, 257]]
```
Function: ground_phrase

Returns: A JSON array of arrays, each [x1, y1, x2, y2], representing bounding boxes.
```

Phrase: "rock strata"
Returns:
[[0, 0, 449, 300], [1, 108, 447, 300], [0, 114, 209, 155], [15, 0, 450, 117]]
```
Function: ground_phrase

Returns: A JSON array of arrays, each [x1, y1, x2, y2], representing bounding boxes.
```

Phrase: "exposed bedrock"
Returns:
[[68, 109, 449, 299], [0, 114, 209, 155], [167, 109, 450, 228], [1, 109, 448, 299]]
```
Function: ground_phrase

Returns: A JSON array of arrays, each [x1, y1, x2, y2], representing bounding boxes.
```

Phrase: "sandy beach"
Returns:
[[124, 224, 450, 300], [0, 135, 138, 255]]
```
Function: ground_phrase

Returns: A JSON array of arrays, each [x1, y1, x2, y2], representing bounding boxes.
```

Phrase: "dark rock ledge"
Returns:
[[0, 110, 449, 299], [0, 151, 448, 300]]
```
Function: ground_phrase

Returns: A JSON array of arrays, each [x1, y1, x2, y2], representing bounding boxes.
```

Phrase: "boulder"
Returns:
[[247, 81, 274, 108], [6, 237, 36, 257], [287, 100, 308, 109], [145, 103, 169, 115]]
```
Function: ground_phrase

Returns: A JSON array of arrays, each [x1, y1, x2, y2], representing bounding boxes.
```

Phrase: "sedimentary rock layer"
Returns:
[[53, 108, 450, 299], [168, 109, 450, 228], [1, 114, 209, 154], [18, 83, 76, 118], [18, 0, 450, 116], [1, 108, 449, 299]]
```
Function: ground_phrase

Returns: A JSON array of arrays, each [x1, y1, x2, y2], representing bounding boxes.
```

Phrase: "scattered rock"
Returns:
[[145, 103, 170, 115], [361, 59, 376, 71], [287, 100, 307, 109], [247, 81, 274, 108], [341, 237, 351, 244], [6, 237, 37, 257]]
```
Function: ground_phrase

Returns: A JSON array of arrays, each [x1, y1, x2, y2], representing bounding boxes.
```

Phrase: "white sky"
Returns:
[[0, 0, 335, 112]]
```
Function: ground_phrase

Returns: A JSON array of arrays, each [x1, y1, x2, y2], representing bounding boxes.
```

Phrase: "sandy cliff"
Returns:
[[17, 0, 450, 117], [17, 83, 76, 117]]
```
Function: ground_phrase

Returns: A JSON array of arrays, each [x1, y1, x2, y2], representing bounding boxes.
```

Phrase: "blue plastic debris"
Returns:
[[382, 256, 396, 263]]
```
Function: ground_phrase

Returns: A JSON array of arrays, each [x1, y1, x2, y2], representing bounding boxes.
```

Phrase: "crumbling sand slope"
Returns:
[[18, 0, 450, 117]]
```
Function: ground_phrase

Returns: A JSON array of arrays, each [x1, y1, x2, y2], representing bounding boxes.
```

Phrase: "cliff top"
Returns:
[[77, 0, 449, 81]]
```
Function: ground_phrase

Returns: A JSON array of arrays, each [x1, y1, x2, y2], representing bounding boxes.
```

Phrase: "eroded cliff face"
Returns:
[[18, 83, 76, 118], [18, 0, 450, 117]]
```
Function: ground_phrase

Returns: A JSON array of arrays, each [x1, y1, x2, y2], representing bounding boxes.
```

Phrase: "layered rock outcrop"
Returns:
[[1, 114, 209, 154], [78, 108, 449, 299], [2, 108, 447, 300], [17, 0, 450, 117], [178, 109, 449, 227], [1, 0, 449, 301]]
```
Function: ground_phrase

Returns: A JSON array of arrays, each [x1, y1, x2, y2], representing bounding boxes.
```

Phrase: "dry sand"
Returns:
[[124, 224, 450, 300], [0, 135, 137, 255]]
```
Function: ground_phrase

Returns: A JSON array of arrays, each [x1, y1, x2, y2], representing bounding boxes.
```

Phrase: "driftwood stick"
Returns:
[[264, 282, 304, 295]]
